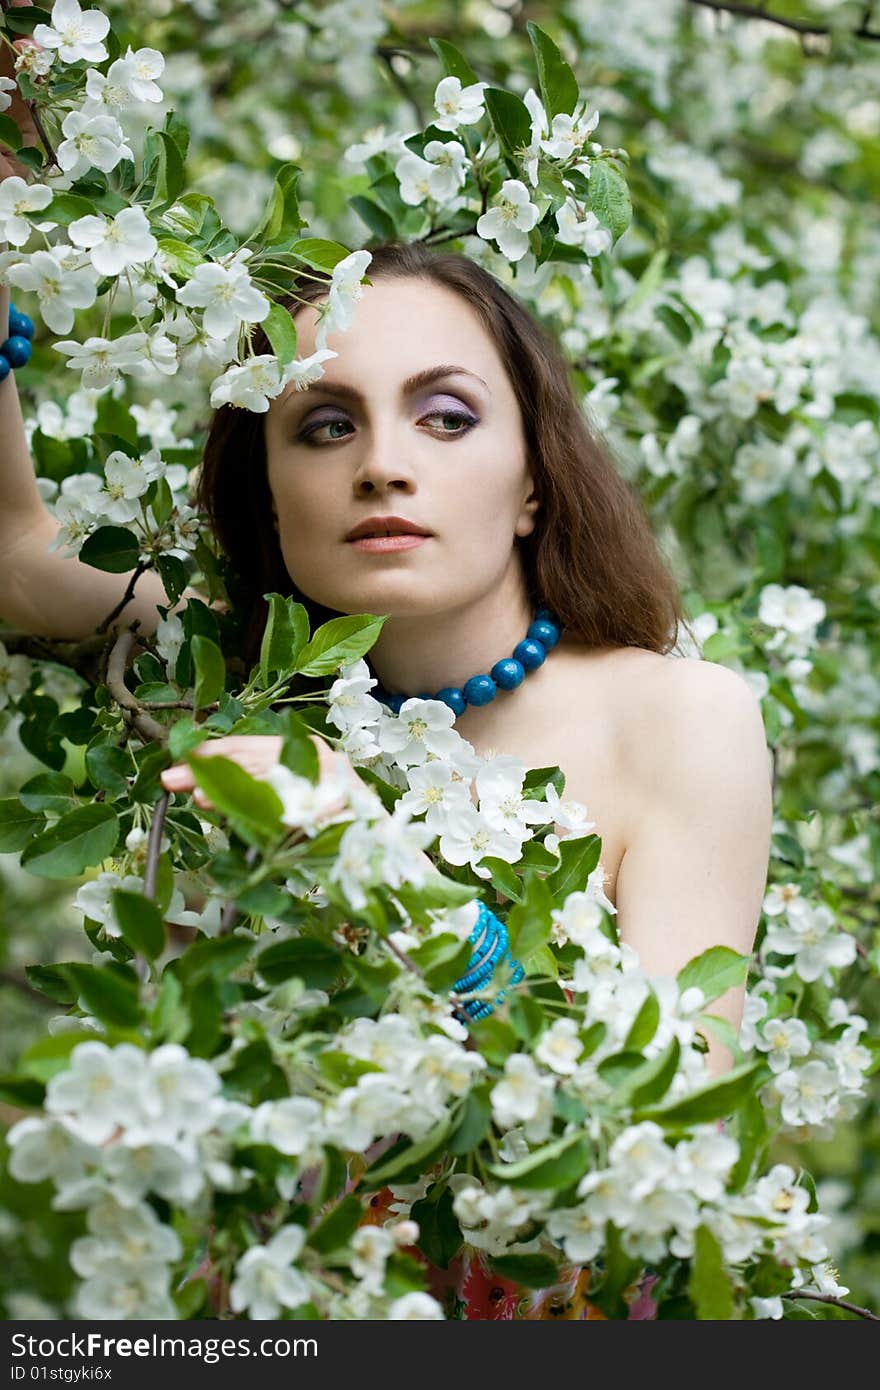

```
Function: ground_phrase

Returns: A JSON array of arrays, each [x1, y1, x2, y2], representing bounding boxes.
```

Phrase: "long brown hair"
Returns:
[[195, 240, 685, 670]]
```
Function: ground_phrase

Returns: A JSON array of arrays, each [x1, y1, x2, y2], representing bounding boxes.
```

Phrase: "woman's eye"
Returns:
[[299, 410, 477, 445]]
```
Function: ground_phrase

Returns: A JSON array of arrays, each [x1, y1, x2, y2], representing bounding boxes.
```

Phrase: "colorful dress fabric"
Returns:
[[356, 1180, 659, 1319]]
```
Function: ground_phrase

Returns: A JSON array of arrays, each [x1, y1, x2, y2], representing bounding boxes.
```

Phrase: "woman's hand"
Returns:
[[159, 733, 362, 819]]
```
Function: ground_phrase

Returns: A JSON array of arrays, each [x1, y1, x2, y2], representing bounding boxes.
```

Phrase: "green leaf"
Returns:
[[447, 1085, 491, 1155], [363, 1113, 453, 1186], [63, 963, 142, 1028], [480, 857, 523, 902], [21, 1030, 108, 1081], [191, 634, 227, 710], [259, 594, 310, 683], [0, 113, 21, 152], [279, 710, 320, 783], [183, 752, 284, 847], [0, 797, 44, 851], [112, 889, 166, 960], [428, 37, 480, 86], [253, 162, 303, 243], [175, 934, 253, 987], [21, 803, 120, 878], [4, 7, 52, 35], [24, 964, 77, 1005], [490, 1253, 562, 1289], [349, 196, 396, 241], [78, 526, 141, 574], [290, 238, 352, 272], [168, 717, 207, 761], [483, 89, 532, 163], [392, 874, 478, 924], [615, 1036, 680, 1110], [149, 128, 186, 212], [408, 932, 472, 991], [486, 1129, 590, 1190], [155, 236, 203, 280], [156, 553, 189, 606], [506, 869, 553, 961], [688, 1225, 734, 1320], [636, 1060, 764, 1128], [677, 945, 752, 1005], [84, 743, 131, 796], [411, 1184, 462, 1267], [45, 191, 99, 225], [547, 833, 602, 900], [257, 937, 342, 989], [0, 1074, 45, 1108], [623, 985, 660, 1051], [296, 614, 386, 676], [589, 161, 632, 243], [262, 300, 298, 367], [527, 22, 580, 121], [308, 1194, 364, 1255]]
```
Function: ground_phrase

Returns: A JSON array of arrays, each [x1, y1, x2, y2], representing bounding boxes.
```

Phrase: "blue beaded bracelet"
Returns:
[[0, 301, 35, 382], [451, 901, 525, 1022]]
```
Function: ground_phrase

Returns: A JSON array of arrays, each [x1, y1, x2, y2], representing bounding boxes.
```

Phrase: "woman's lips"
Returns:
[[347, 535, 430, 552]]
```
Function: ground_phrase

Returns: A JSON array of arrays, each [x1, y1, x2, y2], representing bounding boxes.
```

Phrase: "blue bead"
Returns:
[[462, 674, 496, 706], [535, 606, 553, 622], [0, 355, 10, 383], [435, 686, 466, 716], [8, 306, 34, 340], [1, 335, 31, 368], [491, 657, 525, 691], [386, 693, 406, 715], [527, 618, 560, 650], [512, 637, 546, 671]]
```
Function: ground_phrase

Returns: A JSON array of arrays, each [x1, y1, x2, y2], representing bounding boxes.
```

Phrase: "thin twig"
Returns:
[[0, 968, 56, 1006], [687, 0, 880, 41], [782, 1288, 879, 1320], [144, 791, 170, 901], [105, 628, 169, 744], [218, 845, 260, 934], [95, 560, 152, 635]]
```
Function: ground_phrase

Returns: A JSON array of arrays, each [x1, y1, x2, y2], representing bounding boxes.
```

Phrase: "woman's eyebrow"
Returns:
[[284, 364, 489, 408]]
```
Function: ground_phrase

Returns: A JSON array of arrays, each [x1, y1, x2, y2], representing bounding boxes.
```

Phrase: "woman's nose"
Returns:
[[352, 428, 418, 494]]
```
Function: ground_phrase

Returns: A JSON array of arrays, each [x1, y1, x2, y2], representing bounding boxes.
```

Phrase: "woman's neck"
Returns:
[[365, 573, 535, 698]]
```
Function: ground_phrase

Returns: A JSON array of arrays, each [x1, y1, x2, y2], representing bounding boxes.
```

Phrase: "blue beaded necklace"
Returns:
[[371, 606, 563, 717]]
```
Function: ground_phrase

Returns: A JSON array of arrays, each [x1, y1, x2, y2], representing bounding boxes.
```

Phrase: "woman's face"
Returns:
[[263, 276, 539, 619]]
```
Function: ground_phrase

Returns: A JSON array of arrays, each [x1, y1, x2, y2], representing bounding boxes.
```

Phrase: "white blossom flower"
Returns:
[[57, 110, 133, 179], [555, 200, 612, 257], [0, 178, 54, 247], [0, 640, 32, 709], [327, 659, 383, 732], [84, 48, 164, 108], [282, 346, 338, 391], [67, 206, 158, 276], [75, 1259, 176, 1320], [209, 355, 288, 413], [756, 1017, 812, 1073], [0, 76, 17, 112], [476, 755, 553, 838], [490, 1054, 554, 1140], [44, 1041, 150, 1145], [772, 1061, 839, 1127], [53, 332, 149, 390], [6, 248, 98, 332], [438, 802, 524, 875], [387, 1291, 444, 1319], [397, 760, 474, 833], [176, 257, 270, 339], [758, 584, 826, 641], [535, 1018, 583, 1075], [476, 180, 541, 262], [250, 1097, 325, 1157], [314, 249, 372, 351], [377, 697, 464, 767], [432, 76, 487, 132], [540, 106, 600, 159], [33, 0, 110, 65], [229, 1225, 310, 1320]]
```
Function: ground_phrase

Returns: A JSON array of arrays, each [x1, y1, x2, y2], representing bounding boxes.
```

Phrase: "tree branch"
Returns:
[[782, 1288, 879, 1320], [105, 628, 170, 745], [95, 559, 153, 636], [687, 0, 880, 41]]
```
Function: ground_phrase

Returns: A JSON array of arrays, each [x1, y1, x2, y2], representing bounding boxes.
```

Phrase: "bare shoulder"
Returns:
[[609, 649, 773, 797]]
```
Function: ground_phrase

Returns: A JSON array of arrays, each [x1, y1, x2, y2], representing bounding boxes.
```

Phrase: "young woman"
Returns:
[[0, 38, 772, 1317]]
